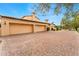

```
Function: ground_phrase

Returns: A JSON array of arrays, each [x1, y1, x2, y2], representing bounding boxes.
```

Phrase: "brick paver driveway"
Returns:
[[0, 31, 79, 56]]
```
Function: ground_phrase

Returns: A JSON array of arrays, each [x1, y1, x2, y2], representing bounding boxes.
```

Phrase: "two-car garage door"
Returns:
[[9, 23, 33, 35]]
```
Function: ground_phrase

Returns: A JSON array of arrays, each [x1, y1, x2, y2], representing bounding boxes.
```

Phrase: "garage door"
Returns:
[[9, 23, 33, 35], [34, 25, 46, 32]]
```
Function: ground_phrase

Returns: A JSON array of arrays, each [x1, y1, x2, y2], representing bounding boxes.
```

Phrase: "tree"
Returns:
[[61, 16, 72, 30], [55, 25, 62, 30], [71, 13, 79, 31], [34, 3, 74, 18], [33, 3, 79, 31]]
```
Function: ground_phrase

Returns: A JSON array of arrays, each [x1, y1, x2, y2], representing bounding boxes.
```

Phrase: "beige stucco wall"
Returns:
[[0, 18, 10, 36], [50, 24, 56, 30], [0, 17, 48, 36], [33, 16, 40, 22], [22, 14, 40, 22]]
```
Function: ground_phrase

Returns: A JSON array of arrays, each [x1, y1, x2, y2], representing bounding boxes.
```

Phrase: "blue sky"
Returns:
[[0, 3, 79, 25]]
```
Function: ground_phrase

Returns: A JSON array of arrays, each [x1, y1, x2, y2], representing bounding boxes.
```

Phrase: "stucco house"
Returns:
[[0, 12, 56, 36]]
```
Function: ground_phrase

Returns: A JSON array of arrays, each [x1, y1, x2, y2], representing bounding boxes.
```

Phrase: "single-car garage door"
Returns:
[[34, 25, 46, 32], [9, 23, 33, 35]]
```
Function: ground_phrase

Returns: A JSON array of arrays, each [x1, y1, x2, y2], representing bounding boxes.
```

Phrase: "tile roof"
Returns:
[[0, 15, 50, 25]]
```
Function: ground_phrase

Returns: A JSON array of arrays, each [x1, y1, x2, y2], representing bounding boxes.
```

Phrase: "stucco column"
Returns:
[[45, 25, 47, 31], [32, 24, 35, 33], [49, 25, 51, 31], [46, 25, 48, 31], [1, 18, 9, 36]]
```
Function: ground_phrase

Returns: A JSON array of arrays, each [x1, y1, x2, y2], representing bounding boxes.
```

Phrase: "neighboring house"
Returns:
[[0, 12, 56, 36]]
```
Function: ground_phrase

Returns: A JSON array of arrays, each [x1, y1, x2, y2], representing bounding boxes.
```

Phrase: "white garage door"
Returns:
[[9, 23, 33, 35]]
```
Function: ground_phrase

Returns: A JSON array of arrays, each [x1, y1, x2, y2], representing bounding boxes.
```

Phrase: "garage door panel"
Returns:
[[9, 23, 33, 35], [35, 25, 46, 32]]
